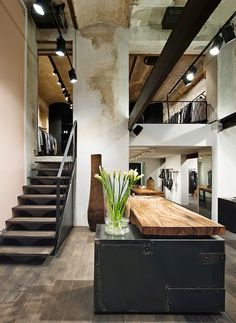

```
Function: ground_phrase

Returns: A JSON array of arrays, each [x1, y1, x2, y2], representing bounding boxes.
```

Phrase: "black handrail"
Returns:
[[55, 120, 77, 246]]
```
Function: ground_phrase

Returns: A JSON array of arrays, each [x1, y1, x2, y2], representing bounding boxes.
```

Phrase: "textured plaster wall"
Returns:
[[0, 0, 25, 229], [73, 24, 129, 226]]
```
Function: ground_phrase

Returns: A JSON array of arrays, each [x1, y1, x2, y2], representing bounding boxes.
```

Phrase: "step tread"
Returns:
[[13, 205, 62, 210], [19, 194, 65, 199], [2, 230, 56, 238], [6, 217, 56, 223], [24, 185, 68, 188], [0, 246, 54, 256], [28, 176, 70, 179]]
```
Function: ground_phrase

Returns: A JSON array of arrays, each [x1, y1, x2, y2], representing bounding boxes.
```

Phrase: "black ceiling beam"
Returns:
[[129, 55, 137, 82], [67, 0, 78, 30], [128, 0, 222, 130]]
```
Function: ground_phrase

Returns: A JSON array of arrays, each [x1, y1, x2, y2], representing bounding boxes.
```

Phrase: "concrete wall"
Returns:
[[0, 0, 25, 229], [73, 26, 129, 226]]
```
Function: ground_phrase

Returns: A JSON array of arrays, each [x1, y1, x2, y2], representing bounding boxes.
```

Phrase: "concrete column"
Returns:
[[73, 24, 129, 226]]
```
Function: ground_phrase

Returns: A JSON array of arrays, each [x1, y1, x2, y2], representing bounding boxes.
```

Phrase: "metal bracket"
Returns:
[[200, 252, 225, 264]]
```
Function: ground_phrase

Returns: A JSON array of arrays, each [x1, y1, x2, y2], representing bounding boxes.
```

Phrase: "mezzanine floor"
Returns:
[[0, 227, 235, 323]]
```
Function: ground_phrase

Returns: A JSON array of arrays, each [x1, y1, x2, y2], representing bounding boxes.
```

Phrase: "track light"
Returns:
[[70, 104, 73, 109], [221, 23, 236, 44], [61, 84, 65, 91], [52, 69, 57, 76], [185, 65, 197, 82], [182, 75, 192, 86], [56, 36, 66, 57], [62, 89, 67, 95], [33, 0, 52, 16], [57, 79, 61, 85], [65, 95, 69, 101], [69, 68, 77, 83], [210, 35, 223, 56]]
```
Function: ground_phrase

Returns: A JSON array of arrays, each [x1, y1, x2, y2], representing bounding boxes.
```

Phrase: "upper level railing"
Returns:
[[55, 120, 77, 251], [164, 99, 207, 124]]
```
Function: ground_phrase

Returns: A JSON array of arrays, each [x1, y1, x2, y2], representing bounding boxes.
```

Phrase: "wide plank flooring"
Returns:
[[0, 227, 235, 323]]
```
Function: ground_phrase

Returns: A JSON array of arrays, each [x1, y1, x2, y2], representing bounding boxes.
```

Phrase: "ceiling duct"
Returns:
[[162, 7, 184, 30]]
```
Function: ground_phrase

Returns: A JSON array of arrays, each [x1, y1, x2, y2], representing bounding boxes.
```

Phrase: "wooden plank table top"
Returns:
[[129, 196, 225, 236], [131, 187, 164, 197], [199, 185, 212, 193]]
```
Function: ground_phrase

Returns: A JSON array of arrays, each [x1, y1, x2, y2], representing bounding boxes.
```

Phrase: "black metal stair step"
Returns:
[[13, 205, 61, 211], [23, 185, 67, 190], [2, 230, 56, 239], [0, 246, 54, 256], [6, 217, 56, 224], [18, 194, 65, 200], [28, 176, 70, 180]]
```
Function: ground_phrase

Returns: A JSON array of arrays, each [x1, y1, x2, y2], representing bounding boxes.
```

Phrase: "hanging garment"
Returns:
[[191, 99, 207, 123], [182, 103, 192, 123], [189, 170, 197, 194]]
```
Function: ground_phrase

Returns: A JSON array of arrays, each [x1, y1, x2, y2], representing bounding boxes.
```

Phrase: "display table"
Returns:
[[94, 225, 225, 313], [199, 185, 212, 201], [129, 196, 224, 236], [131, 187, 164, 197]]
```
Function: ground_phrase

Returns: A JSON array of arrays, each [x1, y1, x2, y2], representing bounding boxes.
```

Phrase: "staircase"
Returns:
[[0, 122, 77, 260]]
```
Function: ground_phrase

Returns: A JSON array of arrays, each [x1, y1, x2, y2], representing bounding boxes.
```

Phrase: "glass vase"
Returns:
[[105, 214, 129, 236]]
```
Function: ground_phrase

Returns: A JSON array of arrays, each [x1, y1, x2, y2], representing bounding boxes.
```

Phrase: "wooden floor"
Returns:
[[0, 227, 235, 323]]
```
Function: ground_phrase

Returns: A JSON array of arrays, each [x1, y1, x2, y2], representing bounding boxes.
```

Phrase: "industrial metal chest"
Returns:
[[94, 224, 225, 313]]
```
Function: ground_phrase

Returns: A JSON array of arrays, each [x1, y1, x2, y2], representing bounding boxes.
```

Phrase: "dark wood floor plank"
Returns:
[[0, 227, 234, 323]]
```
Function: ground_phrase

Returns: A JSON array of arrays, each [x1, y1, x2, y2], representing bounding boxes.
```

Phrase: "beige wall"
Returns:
[[38, 96, 49, 132], [0, 0, 25, 229]]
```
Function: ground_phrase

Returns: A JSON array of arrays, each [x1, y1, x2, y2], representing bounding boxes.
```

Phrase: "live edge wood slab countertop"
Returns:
[[129, 196, 225, 236]]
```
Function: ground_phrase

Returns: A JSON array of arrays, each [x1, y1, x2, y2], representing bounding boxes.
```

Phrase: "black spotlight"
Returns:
[[56, 36, 66, 56], [182, 74, 192, 86], [62, 89, 67, 95], [221, 23, 236, 44], [132, 125, 143, 136], [210, 35, 224, 56], [33, 0, 52, 16], [69, 68, 77, 83], [185, 65, 197, 82]]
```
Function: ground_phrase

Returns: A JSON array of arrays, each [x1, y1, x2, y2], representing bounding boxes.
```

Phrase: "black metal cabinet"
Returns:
[[94, 225, 225, 313], [219, 198, 236, 233]]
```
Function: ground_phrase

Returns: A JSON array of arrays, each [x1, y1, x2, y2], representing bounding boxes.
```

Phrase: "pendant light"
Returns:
[[56, 36, 66, 57], [33, 0, 52, 16], [210, 35, 224, 56], [69, 68, 77, 83]]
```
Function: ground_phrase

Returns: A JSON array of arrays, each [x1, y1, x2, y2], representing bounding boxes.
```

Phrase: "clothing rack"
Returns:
[[38, 127, 57, 156]]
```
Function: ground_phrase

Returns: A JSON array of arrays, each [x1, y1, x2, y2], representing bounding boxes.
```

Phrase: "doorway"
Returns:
[[37, 43, 73, 156]]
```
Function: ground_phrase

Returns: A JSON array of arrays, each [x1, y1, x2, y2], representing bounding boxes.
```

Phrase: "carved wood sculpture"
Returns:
[[88, 154, 105, 231]]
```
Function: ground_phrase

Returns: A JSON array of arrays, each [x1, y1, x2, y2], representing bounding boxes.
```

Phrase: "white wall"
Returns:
[[130, 124, 215, 147], [164, 155, 181, 204], [218, 40, 236, 119], [73, 26, 129, 226], [135, 158, 161, 189], [181, 157, 198, 205], [217, 127, 236, 198]]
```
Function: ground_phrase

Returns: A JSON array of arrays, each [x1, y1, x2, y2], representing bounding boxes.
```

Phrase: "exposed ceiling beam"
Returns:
[[129, 55, 137, 82], [128, 0, 222, 130], [67, 0, 78, 30]]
